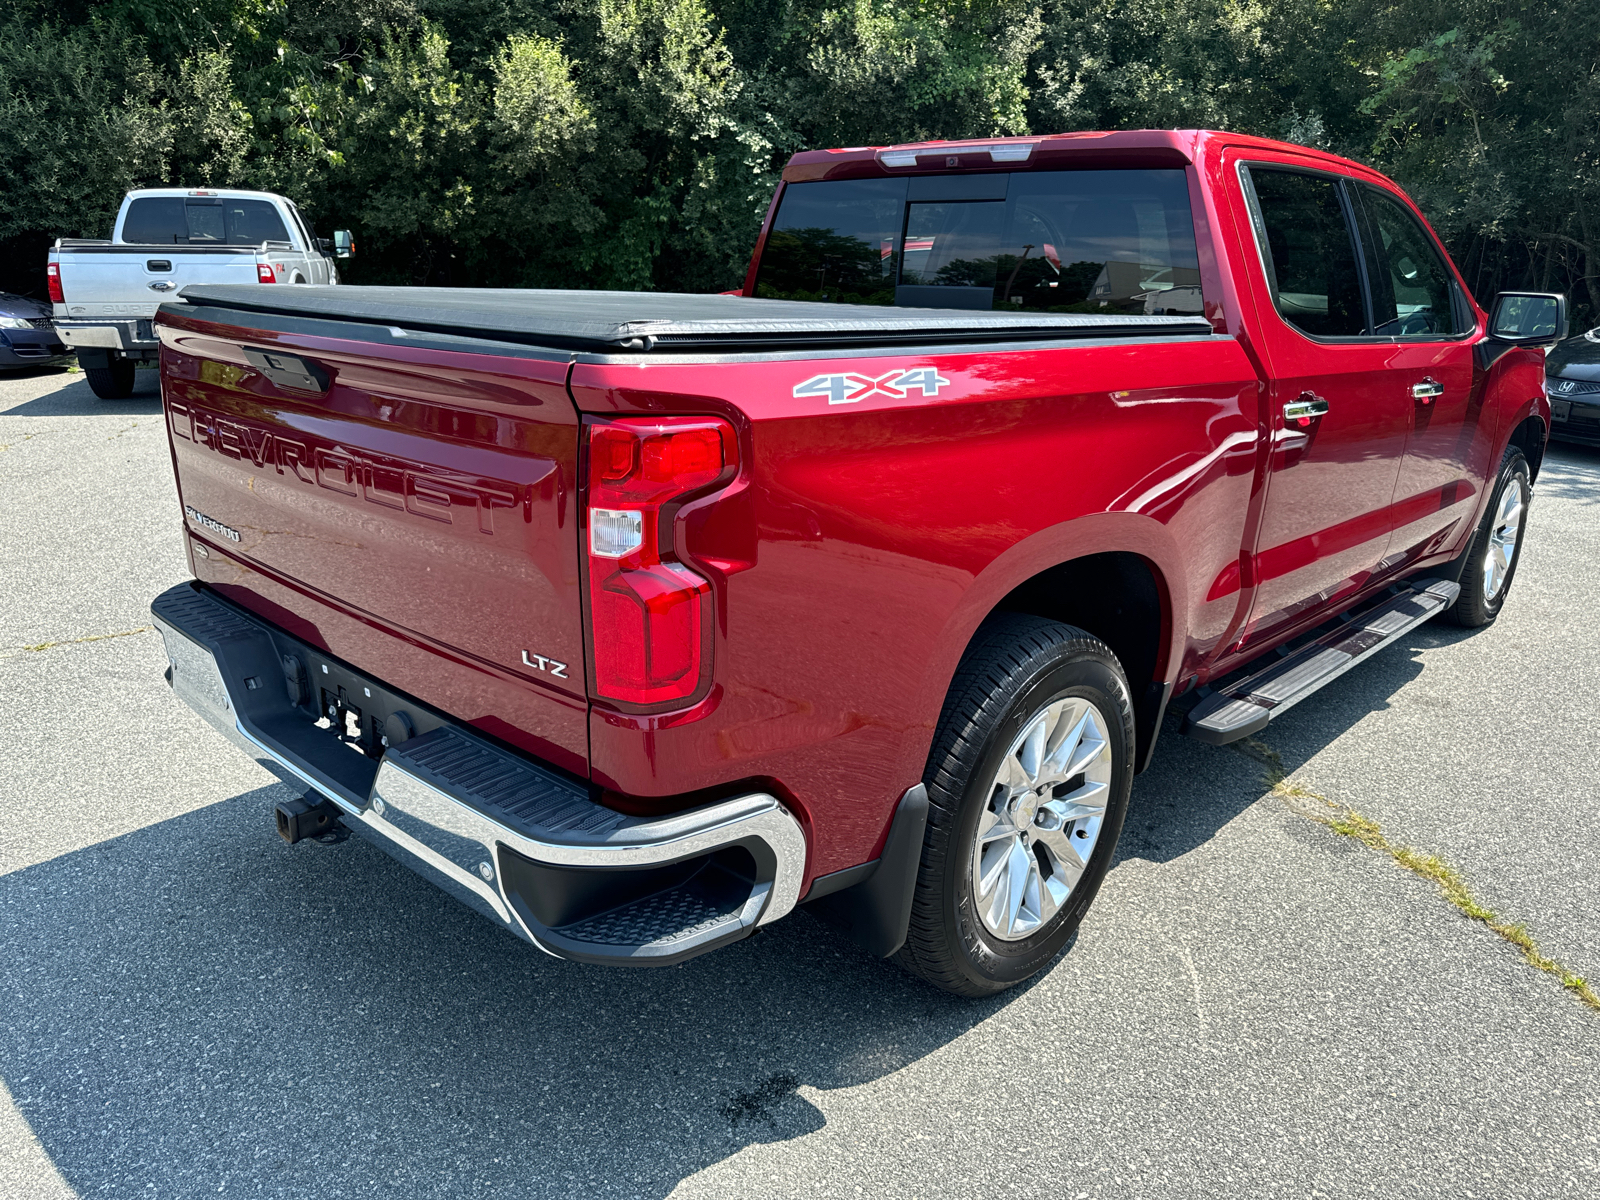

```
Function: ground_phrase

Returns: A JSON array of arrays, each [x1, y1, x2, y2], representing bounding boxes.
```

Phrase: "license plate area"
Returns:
[[287, 651, 447, 765], [1552, 399, 1572, 421]]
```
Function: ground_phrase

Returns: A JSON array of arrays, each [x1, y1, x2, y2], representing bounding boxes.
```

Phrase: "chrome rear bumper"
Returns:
[[54, 320, 158, 352], [151, 582, 807, 966]]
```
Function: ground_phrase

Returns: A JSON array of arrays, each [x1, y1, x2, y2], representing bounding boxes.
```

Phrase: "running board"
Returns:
[[1181, 578, 1460, 746]]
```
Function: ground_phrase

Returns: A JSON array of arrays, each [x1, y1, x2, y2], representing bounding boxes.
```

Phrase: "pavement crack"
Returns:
[[0, 430, 47, 453], [4, 625, 154, 657], [1173, 945, 1208, 1042], [1237, 737, 1599, 1014]]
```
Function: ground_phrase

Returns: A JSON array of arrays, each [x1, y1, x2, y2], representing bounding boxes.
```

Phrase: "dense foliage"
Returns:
[[2, 0, 1594, 326]]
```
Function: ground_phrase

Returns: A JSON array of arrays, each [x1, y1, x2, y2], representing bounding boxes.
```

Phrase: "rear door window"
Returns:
[[1243, 168, 1368, 338], [1354, 185, 1467, 338], [122, 197, 292, 246], [753, 169, 1202, 314]]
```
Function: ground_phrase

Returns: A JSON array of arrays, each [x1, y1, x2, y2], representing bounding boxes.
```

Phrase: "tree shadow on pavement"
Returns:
[[0, 369, 162, 417], [0, 783, 1011, 1199], [1531, 442, 1600, 506]]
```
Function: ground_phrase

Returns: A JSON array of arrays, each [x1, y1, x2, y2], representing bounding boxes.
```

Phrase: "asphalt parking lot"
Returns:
[[2, 364, 1597, 1199]]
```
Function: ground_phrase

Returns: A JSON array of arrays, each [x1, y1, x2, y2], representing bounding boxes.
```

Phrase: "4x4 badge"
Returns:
[[793, 367, 951, 405]]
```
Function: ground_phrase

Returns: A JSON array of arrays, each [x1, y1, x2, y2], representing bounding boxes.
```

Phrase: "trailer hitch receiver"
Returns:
[[275, 793, 345, 844]]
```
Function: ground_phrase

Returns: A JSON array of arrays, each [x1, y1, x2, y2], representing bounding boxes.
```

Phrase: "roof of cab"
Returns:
[[121, 188, 289, 202], [780, 129, 1381, 185]]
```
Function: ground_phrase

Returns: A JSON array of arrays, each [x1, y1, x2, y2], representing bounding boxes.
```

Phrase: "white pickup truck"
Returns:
[[48, 188, 351, 398]]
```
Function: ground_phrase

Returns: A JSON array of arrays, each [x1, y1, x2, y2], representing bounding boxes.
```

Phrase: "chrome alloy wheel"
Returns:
[[971, 697, 1114, 942], [1482, 475, 1528, 601]]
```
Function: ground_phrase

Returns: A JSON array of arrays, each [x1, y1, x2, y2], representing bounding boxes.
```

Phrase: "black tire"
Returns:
[[1443, 445, 1531, 628], [895, 614, 1135, 996], [84, 359, 137, 400]]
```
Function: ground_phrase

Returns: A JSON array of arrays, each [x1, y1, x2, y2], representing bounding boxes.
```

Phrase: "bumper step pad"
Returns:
[[1181, 578, 1460, 745], [380, 727, 777, 964]]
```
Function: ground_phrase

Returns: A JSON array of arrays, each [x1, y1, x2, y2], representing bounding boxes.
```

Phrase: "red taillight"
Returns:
[[257, 263, 276, 283], [46, 262, 63, 304], [584, 417, 733, 706]]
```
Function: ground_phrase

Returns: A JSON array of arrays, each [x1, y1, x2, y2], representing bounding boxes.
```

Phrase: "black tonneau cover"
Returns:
[[172, 285, 1211, 353]]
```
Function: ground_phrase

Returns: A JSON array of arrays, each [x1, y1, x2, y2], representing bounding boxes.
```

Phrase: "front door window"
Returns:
[[1356, 187, 1467, 338]]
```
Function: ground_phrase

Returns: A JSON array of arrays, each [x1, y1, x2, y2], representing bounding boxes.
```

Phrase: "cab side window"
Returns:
[[1357, 186, 1466, 338], [1246, 168, 1367, 338]]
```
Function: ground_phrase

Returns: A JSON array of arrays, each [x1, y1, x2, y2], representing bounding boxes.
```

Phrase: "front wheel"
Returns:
[[896, 615, 1134, 996], [84, 359, 136, 400], [1445, 445, 1530, 627]]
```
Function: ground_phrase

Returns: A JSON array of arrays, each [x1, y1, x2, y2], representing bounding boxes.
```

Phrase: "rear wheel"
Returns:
[[84, 359, 136, 400], [1445, 446, 1530, 627], [896, 615, 1134, 996]]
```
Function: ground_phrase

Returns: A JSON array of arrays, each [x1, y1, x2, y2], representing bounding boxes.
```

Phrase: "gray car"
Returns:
[[0, 292, 73, 370], [1545, 326, 1600, 447]]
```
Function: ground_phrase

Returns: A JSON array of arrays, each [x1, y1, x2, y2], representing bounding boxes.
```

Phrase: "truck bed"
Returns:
[[173, 285, 1213, 352], [153, 281, 1245, 880]]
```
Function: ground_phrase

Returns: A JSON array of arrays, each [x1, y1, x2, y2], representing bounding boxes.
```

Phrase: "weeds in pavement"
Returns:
[[1237, 737, 1600, 1014], [13, 625, 153, 654], [0, 431, 44, 453]]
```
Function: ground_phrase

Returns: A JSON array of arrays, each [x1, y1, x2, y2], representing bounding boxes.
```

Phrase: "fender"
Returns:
[[1450, 343, 1550, 560], [894, 511, 1186, 792]]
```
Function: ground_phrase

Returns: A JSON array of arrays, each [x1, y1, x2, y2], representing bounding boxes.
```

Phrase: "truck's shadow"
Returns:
[[0, 619, 1467, 1198], [1116, 621, 1457, 865], [0, 783, 1009, 1198], [0, 367, 162, 416]]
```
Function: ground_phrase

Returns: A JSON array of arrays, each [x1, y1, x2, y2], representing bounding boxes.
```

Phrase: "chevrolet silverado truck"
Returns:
[[49, 188, 352, 399], [147, 130, 1563, 996]]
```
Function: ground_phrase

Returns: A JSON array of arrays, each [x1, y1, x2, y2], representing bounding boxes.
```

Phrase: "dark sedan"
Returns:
[[0, 292, 73, 370], [1546, 326, 1600, 447]]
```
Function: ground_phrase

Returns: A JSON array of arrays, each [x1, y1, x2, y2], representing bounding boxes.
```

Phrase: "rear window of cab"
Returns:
[[754, 169, 1202, 316], [122, 197, 292, 247]]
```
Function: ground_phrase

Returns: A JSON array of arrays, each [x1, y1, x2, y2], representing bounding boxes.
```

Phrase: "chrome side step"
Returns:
[[1181, 578, 1460, 746]]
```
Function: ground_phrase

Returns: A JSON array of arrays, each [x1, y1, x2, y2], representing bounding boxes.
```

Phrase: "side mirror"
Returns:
[[332, 230, 355, 260], [1488, 291, 1567, 347], [316, 237, 333, 254]]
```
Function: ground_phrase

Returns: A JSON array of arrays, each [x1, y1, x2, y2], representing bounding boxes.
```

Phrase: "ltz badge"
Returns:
[[792, 367, 951, 405]]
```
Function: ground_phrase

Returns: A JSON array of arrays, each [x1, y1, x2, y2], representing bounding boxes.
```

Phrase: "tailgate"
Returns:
[[156, 306, 590, 772], [59, 247, 263, 319]]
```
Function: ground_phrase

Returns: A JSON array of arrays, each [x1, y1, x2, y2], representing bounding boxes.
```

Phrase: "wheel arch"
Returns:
[[1505, 411, 1547, 482], [905, 514, 1186, 788]]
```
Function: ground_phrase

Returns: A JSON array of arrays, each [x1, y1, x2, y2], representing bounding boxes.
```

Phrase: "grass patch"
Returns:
[[14, 625, 152, 654], [0, 431, 44, 453], [1239, 737, 1600, 1014]]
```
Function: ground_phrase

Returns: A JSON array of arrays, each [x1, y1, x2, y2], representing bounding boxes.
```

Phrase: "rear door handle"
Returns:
[[1412, 377, 1444, 403], [1283, 393, 1329, 421]]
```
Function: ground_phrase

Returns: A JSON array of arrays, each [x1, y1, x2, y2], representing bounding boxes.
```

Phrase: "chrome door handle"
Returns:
[[1412, 377, 1444, 403], [1283, 393, 1329, 421]]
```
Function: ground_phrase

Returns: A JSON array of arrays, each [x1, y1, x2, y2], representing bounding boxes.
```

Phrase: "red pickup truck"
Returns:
[[149, 130, 1564, 996]]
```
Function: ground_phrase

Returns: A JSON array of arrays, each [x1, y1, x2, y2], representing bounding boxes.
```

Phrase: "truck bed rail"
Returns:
[[171, 284, 1214, 353]]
